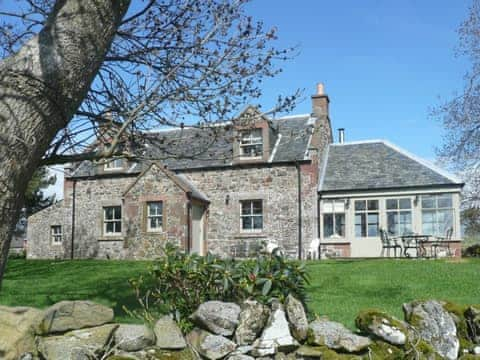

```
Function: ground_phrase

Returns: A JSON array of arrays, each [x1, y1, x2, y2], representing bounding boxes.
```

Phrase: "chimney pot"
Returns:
[[338, 128, 345, 144], [316, 83, 325, 96]]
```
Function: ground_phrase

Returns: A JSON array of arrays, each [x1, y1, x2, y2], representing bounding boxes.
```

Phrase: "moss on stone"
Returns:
[[149, 348, 196, 360], [458, 355, 480, 360], [403, 339, 443, 360], [443, 301, 476, 353], [366, 340, 405, 359], [355, 309, 406, 334], [308, 346, 362, 360]]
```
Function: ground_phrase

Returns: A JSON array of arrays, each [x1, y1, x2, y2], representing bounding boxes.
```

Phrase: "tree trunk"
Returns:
[[0, 0, 130, 288]]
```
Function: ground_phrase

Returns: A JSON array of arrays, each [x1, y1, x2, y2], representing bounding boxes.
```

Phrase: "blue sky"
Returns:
[[32, 1, 473, 198], [245, 0, 471, 160]]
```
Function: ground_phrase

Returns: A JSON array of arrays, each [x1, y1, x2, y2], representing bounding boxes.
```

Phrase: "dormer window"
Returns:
[[239, 129, 263, 158], [104, 158, 123, 171]]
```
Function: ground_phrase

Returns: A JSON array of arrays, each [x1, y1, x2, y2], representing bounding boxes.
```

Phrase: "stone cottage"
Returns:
[[27, 84, 464, 259]]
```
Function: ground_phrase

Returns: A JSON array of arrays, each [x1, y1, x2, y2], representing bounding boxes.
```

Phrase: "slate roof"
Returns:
[[68, 114, 315, 178], [319, 140, 463, 192]]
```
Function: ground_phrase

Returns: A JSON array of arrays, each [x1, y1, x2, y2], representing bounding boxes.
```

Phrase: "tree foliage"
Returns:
[[24, 167, 56, 215], [0, 0, 299, 166]]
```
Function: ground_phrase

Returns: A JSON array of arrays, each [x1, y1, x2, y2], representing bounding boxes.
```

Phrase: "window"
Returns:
[[355, 200, 379, 237], [322, 200, 345, 238], [103, 206, 122, 235], [241, 200, 263, 232], [51, 225, 62, 245], [147, 202, 163, 231], [421, 194, 454, 236], [104, 158, 123, 170], [386, 198, 412, 236], [239, 129, 263, 158]]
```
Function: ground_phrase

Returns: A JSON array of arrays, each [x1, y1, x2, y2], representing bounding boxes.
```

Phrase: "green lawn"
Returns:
[[2, 258, 480, 328], [306, 258, 480, 328], [1, 259, 151, 323]]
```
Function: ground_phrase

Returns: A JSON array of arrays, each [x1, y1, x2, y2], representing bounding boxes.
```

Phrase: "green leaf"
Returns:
[[262, 279, 272, 296]]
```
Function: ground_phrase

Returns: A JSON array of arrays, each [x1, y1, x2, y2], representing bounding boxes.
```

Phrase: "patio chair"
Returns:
[[306, 238, 320, 260], [431, 227, 453, 258], [380, 229, 402, 258]]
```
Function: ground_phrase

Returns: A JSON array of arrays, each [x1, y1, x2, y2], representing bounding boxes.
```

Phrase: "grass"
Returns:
[[2, 258, 480, 328], [1, 259, 151, 323], [306, 258, 480, 328]]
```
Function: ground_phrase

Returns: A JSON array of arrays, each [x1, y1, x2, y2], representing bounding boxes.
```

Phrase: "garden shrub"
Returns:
[[462, 244, 480, 257], [8, 249, 26, 259], [128, 243, 309, 327]]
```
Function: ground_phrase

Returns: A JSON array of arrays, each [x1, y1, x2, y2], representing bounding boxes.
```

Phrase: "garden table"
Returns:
[[401, 234, 431, 258]]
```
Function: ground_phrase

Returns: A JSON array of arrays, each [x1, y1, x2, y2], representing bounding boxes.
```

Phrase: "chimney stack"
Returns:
[[311, 82, 330, 119], [338, 128, 345, 144]]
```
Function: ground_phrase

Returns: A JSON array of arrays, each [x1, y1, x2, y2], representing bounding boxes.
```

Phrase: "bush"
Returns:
[[462, 244, 480, 257], [8, 249, 26, 259], [128, 243, 309, 327]]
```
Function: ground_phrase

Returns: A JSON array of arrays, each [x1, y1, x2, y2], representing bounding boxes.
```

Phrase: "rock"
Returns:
[[114, 324, 156, 352], [466, 306, 480, 343], [227, 355, 255, 360], [37, 324, 118, 360], [154, 315, 187, 349], [234, 300, 270, 345], [0, 305, 42, 360], [190, 301, 241, 337], [285, 294, 308, 342], [403, 300, 459, 360], [187, 328, 237, 360], [475, 346, 480, 355], [36, 300, 114, 334], [307, 318, 372, 353], [251, 302, 299, 356], [355, 309, 407, 345], [108, 348, 196, 360], [230, 345, 253, 355]]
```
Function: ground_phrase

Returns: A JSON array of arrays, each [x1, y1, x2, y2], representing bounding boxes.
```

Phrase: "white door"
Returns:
[[191, 204, 205, 255]]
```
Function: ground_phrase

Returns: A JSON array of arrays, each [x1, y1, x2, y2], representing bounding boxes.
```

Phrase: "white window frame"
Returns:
[[421, 194, 454, 236], [354, 199, 380, 238], [147, 201, 163, 232], [240, 199, 263, 232], [104, 158, 123, 171], [322, 200, 346, 238], [51, 225, 62, 245], [103, 206, 122, 236], [239, 129, 263, 159], [386, 198, 413, 236]]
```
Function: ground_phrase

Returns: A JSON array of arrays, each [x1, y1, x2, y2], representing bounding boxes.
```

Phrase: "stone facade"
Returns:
[[27, 160, 324, 260]]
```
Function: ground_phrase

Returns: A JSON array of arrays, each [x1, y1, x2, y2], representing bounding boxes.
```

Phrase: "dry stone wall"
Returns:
[[2, 298, 479, 359]]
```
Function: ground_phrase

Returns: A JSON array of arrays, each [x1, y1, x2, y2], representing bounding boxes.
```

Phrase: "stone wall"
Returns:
[[27, 201, 71, 259], [181, 164, 316, 259], [123, 165, 189, 259]]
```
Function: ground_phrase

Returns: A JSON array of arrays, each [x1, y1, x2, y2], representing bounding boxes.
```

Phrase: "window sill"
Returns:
[[98, 236, 124, 241], [145, 229, 164, 234], [234, 232, 266, 239], [235, 157, 266, 164], [322, 238, 349, 244]]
